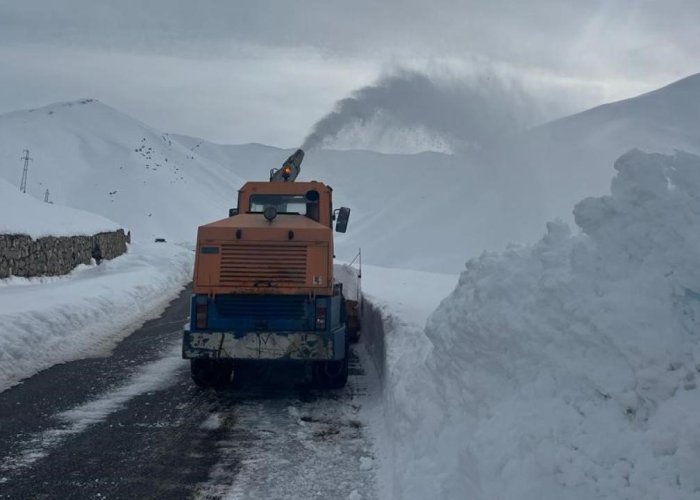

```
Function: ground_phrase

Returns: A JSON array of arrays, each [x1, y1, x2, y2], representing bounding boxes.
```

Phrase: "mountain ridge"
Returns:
[[1, 73, 699, 271]]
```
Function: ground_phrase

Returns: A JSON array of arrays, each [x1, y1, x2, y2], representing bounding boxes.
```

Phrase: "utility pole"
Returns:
[[19, 149, 32, 194], [44, 189, 50, 203]]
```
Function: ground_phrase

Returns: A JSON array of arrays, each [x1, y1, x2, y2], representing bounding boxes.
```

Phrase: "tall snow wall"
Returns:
[[382, 149, 700, 499]]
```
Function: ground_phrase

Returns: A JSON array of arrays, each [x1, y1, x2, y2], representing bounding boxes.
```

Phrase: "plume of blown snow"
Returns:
[[301, 68, 551, 154]]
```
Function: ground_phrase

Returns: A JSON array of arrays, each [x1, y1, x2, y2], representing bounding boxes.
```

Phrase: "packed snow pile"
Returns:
[[385, 150, 700, 499], [0, 178, 121, 238], [0, 242, 193, 392]]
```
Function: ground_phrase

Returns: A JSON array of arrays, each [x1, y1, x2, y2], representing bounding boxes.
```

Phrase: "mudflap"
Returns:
[[344, 299, 361, 343], [190, 359, 232, 388]]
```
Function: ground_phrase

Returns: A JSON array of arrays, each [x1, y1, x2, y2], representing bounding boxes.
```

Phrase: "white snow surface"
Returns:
[[177, 74, 700, 272], [0, 242, 193, 392], [2, 77, 700, 271], [368, 149, 700, 499], [1, 80, 699, 499], [0, 99, 246, 244], [357, 265, 458, 500], [0, 177, 120, 238]]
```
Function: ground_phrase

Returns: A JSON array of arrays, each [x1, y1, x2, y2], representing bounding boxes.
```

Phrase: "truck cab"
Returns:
[[182, 151, 352, 388]]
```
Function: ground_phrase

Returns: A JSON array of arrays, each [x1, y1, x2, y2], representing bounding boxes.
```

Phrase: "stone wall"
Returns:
[[0, 229, 128, 278]]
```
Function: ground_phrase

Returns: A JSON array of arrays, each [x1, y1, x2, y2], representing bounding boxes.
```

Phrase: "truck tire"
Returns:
[[312, 354, 349, 389], [190, 359, 231, 388]]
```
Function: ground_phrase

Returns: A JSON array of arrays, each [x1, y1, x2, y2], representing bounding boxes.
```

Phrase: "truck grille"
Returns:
[[215, 295, 307, 319], [219, 243, 307, 286]]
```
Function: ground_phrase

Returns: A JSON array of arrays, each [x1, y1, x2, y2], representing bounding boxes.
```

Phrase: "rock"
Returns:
[[0, 229, 128, 278]]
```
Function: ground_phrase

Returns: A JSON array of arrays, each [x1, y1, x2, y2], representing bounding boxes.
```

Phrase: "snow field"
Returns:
[[355, 265, 459, 499], [0, 99, 246, 244], [1, 87, 700, 499], [0, 242, 194, 392], [368, 150, 700, 499], [4, 76, 700, 272], [0, 177, 121, 238]]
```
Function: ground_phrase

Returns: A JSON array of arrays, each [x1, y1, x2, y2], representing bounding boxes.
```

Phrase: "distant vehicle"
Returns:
[[154, 238, 166, 243], [182, 149, 358, 388]]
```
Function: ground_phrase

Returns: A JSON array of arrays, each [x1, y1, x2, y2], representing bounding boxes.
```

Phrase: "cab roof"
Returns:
[[201, 213, 329, 230], [239, 180, 332, 195]]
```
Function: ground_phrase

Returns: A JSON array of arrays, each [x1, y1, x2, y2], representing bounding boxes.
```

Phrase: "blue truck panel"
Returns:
[[183, 293, 346, 361]]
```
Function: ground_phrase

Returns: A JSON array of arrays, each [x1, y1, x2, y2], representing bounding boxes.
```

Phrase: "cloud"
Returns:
[[0, 44, 377, 146], [1, 0, 698, 146], [2, 0, 698, 79]]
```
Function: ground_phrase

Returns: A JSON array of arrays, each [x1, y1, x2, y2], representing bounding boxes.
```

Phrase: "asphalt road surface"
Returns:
[[0, 287, 377, 500]]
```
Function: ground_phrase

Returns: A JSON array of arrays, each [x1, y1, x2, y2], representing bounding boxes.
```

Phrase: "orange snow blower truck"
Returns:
[[182, 149, 358, 388]]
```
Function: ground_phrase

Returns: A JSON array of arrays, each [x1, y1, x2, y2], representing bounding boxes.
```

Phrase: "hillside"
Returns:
[[0, 177, 120, 238], [0, 102, 483, 270], [0, 100, 494, 271], [503, 73, 700, 222], [172, 136, 489, 270], [1, 73, 699, 272], [174, 73, 700, 271], [0, 99, 245, 243]]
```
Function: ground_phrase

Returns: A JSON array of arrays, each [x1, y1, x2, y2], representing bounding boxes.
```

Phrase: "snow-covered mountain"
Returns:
[[1, 73, 699, 272], [0, 177, 120, 238], [505, 73, 700, 221], [0, 101, 478, 270], [0, 99, 246, 243], [535, 72, 700, 154], [2, 75, 700, 500]]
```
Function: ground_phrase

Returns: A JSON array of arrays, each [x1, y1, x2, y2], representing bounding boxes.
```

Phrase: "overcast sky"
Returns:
[[1, 0, 698, 147]]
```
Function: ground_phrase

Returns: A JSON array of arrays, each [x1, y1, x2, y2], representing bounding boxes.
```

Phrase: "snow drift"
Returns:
[[0, 177, 120, 238], [0, 242, 193, 391], [384, 150, 700, 499]]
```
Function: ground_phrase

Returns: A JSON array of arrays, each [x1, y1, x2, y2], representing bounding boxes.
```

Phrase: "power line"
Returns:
[[19, 149, 32, 194]]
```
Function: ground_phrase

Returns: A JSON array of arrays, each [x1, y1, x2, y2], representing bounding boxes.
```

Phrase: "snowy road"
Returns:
[[0, 288, 377, 499]]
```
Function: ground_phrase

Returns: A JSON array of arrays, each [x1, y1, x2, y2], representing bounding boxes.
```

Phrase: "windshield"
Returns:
[[249, 194, 309, 214]]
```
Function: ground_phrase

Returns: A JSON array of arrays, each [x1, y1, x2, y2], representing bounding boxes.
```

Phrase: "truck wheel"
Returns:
[[190, 359, 231, 388], [312, 355, 349, 389], [346, 327, 360, 344]]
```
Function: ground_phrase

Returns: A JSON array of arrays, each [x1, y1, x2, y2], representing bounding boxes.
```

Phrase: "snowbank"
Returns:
[[0, 242, 193, 392], [0, 178, 121, 238], [381, 149, 700, 499], [354, 265, 458, 499]]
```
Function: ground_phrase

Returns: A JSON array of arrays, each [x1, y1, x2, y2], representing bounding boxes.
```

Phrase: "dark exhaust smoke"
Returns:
[[301, 69, 550, 153]]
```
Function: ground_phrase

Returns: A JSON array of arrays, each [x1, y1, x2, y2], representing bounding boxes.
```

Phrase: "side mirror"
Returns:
[[228, 208, 238, 217], [335, 207, 350, 233]]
